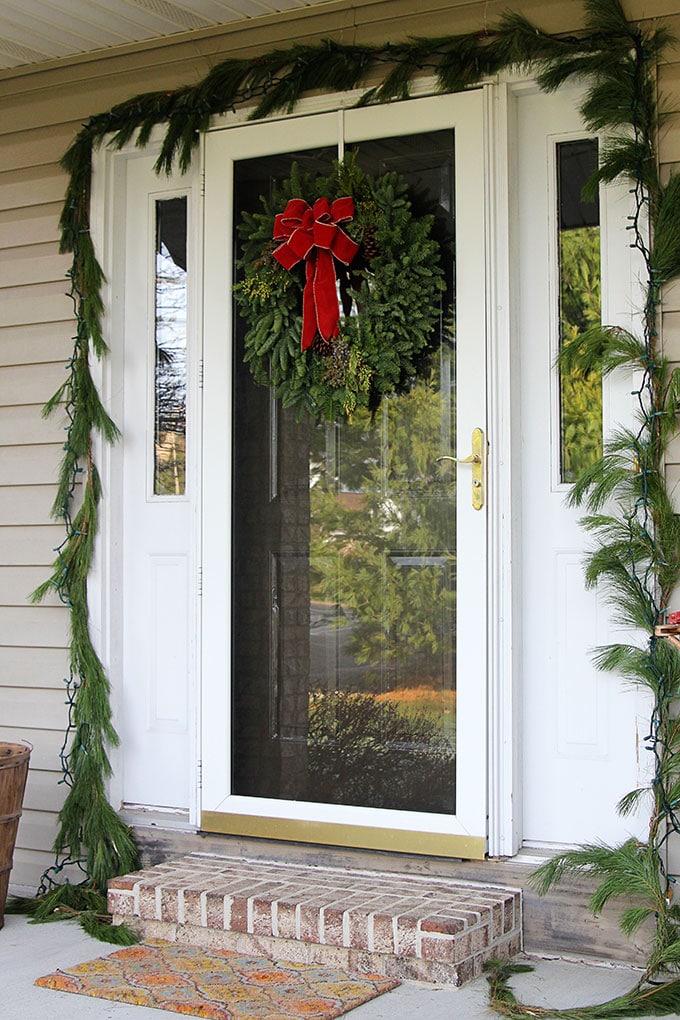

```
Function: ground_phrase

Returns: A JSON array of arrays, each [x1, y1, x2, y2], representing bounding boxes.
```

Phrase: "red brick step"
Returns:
[[108, 853, 522, 985]]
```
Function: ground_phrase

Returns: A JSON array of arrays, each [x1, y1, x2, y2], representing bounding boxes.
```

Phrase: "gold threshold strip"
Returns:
[[201, 811, 486, 860]]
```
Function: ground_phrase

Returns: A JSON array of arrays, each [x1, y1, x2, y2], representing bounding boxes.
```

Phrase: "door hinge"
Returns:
[[200, 168, 206, 198], [196, 760, 203, 789], [197, 567, 203, 597], [198, 359, 205, 389]]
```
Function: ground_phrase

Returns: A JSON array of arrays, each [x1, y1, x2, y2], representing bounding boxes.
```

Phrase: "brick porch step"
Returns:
[[108, 853, 522, 984]]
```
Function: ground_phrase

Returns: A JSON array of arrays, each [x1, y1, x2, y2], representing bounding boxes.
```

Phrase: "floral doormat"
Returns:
[[35, 939, 399, 1018]]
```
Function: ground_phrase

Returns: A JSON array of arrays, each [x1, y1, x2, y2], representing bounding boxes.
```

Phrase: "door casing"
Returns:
[[91, 79, 644, 861]]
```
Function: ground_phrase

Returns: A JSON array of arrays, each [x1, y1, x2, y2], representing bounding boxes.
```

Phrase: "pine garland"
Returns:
[[32, 0, 680, 997], [25, 177, 140, 937], [236, 157, 444, 420]]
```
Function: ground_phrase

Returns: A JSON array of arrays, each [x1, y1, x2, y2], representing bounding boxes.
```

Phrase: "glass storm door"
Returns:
[[201, 92, 487, 857]]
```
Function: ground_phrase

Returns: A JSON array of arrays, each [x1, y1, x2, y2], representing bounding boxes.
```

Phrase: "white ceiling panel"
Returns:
[[0, 0, 338, 71]]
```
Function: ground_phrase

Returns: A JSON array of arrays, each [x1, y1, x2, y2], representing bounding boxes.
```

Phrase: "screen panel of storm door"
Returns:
[[231, 131, 458, 815]]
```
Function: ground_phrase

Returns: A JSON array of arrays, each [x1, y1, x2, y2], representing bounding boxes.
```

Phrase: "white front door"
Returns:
[[201, 91, 489, 856], [104, 150, 200, 820], [516, 85, 648, 847]]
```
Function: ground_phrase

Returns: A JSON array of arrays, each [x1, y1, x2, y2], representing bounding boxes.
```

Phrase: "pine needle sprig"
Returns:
[[191, 57, 252, 114], [558, 324, 647, 377], [6, 886, 140, 946], [245, 41, 376, 120], [487, 959, 680, 1018], [530, 839, 664, 921], [587, 137, 658, 197], [651, 175, 680, 283], [492, 11, 584, 71]]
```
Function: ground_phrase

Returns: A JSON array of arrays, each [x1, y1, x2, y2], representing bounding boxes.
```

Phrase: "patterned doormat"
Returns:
[[35, 939, 399, 1018]]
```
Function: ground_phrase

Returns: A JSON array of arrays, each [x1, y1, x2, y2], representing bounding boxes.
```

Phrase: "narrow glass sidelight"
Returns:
[[556, 139, 602, 484], [154, 196, 188, 496]]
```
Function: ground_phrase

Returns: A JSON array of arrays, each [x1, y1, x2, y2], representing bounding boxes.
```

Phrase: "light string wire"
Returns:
[[38, 234, 87, 889], [627, 31, 677, 914]]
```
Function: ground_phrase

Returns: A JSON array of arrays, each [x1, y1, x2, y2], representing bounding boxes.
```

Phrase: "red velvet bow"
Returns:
[[272, 196, 360, 350]]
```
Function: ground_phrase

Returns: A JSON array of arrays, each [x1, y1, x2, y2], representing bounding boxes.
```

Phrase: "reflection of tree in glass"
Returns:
[[154, 242, 187, 495], [310, 355, 455, 690], [308, 690, 455, 812], [559, 226, 602, 482]]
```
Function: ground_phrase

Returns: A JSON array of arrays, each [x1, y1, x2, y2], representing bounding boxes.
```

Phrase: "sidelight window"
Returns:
[[154, 196, 188, 496], [556, 138, 602, 484]]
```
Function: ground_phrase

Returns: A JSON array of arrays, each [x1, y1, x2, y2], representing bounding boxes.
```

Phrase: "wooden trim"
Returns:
[[201, 811, 486, 860]]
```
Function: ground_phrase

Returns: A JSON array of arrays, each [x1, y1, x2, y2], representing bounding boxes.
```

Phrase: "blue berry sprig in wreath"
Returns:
[[235, 156, 445, 421]]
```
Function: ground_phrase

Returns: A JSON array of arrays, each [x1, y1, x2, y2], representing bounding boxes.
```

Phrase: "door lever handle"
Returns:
[[436, 427, 485, 510], [436, 453, 481, 465]]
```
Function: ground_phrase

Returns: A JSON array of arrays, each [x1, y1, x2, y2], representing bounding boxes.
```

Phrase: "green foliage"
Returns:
[[309, 365, 454, 673], [532, 839, 663, 924], [651, 174, 680, 284], [558, 225, 603, 482], [236, 156, 444, 421], [307, 690, 454, 812], [486, 956, 680, 1018], [7, 885, 140, 946]]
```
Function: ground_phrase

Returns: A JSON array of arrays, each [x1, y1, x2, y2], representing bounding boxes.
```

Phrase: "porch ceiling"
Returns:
[[0, 0, 340, 71]]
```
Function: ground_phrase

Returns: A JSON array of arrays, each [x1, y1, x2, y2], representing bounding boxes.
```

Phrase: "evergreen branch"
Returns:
[[558, 324, 647, 376], [153, 87, 201, 174], [587, 137, 658, 196], [488, 970, 680, 1018], [7, 887, 140, 945], [566, 456, 632, 511], [537, 47, 630, 95], [433, 33, 505, 93], [492, 11, 584, 69], [530, 839, 664, 921], [580, 66, 645, 132], [617, 787, 650, 816], [191, 57, 252, 115], [78, 911, 140, 945], [246, 41, 376, 119], [583, 0, 635, 38], [651, 175, 680, 283]]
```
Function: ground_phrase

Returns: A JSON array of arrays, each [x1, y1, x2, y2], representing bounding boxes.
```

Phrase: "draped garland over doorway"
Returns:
[[18, 0, 680, 1010]]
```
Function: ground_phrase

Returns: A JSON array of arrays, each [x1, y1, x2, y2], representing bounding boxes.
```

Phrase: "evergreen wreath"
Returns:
[[235, 157, 445, 421]]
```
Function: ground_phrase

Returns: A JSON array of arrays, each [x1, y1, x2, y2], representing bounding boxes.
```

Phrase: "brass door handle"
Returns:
[[437, 427, 485, 510]]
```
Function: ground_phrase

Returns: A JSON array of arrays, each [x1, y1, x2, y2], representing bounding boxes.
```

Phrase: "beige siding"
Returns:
[[0, 647, 70, 687], [1, 0, 679, 892]]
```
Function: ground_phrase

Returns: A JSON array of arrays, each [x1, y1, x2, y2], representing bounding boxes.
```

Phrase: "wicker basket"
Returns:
[[0, 742, 31, 929]]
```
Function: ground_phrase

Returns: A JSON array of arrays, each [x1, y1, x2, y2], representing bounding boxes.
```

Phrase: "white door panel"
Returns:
[[517, 87, 648, 846], [117, 154, 199, 813]]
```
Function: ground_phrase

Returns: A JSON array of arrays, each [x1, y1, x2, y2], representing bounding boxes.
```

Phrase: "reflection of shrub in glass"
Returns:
[[559, 224, 602, 483], [309, 365, 455, 680], [307, 690, 455, 814]]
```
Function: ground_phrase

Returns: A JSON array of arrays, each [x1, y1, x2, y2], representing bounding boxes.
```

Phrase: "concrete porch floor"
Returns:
[[0, 912, 661, 1020]]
